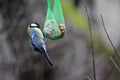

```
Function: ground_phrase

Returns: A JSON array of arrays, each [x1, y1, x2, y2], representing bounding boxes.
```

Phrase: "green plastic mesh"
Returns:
[[53, 0, 65, 25], [43, 0, 65, 40]]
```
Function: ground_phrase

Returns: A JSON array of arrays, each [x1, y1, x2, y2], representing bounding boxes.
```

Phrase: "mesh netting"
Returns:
[[43, 0, 66, 40], [53, 0, 65, 25]]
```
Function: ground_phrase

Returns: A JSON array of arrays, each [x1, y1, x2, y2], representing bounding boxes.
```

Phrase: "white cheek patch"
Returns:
[[31, 23, 38, 27]]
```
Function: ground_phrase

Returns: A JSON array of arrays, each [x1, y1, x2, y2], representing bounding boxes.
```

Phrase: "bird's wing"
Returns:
[[31, 29, 53, 66], [41, 46, 53, 66], [31, 29, 44, 49]]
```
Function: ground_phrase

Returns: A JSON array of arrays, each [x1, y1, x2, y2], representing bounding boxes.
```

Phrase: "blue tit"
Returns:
[[28, 23, 53, 66]]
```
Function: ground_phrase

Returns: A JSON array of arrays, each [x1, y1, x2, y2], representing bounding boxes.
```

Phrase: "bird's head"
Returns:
[[29, 23, 41, 28]]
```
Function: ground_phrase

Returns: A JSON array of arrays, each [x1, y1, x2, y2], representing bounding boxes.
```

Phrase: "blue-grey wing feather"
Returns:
[[31, 29, 53, 66], [31, 29, 43, 48], [41, 46, 53, 66]]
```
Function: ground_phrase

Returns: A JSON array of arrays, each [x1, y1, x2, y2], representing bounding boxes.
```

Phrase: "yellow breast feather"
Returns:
[[34, 28, 44, 39]]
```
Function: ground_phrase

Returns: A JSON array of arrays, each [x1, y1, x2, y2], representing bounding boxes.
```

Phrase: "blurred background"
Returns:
[[0, 0, 120, 80]]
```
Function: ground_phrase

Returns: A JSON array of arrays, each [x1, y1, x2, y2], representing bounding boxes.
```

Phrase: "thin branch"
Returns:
[[100, 14, 120, 72], [110, 56, 120, 72], [85, 6, 96, 80], [100, 15, 120, 59]]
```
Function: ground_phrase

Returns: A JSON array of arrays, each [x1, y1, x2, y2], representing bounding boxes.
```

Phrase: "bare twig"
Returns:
[[100, 15, 120, 59], [100, 14, 120, 72], [85, 6, 96, 80], [110, 56, 120, 72]]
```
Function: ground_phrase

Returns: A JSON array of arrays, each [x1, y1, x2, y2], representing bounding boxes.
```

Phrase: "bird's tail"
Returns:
[[41, 48, 53, 66]]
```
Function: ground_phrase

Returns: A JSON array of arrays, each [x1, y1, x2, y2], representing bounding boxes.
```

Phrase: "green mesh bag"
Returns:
[[44, 0, 66, 40], [53, 0, 65, 25]]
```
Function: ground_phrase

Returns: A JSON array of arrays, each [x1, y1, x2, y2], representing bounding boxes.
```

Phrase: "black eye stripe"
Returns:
[[30, 26, 39, 28]]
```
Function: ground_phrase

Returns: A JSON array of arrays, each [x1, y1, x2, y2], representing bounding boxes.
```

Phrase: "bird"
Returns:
[[27, 22, 53, 66]]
